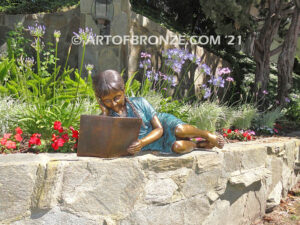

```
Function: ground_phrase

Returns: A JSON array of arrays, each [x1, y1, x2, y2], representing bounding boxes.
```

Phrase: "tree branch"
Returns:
[[281, 7, 295, 17], [281, 1, 294, 10], [270, 45, 283, 56], [294, 0, 300, 9]]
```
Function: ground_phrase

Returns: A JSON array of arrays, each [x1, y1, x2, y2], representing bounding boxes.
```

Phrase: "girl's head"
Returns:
[[92, 70, 125, 111], [92, 70, 125, 98]]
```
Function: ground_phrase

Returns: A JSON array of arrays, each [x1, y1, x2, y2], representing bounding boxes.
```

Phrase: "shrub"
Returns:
[[187, 101, 224, 132], [253, 107, 283, 129], [231, 104, 257, 130]]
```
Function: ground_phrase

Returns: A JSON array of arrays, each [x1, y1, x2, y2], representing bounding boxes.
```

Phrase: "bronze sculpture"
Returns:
[[92, 70, 224, 155]]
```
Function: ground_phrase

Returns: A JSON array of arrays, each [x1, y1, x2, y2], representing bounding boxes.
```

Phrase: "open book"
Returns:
[[77, 115, 142, 158]]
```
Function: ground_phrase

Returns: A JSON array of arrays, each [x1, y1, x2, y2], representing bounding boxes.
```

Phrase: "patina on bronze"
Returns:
[[77, 115, 142, 158]]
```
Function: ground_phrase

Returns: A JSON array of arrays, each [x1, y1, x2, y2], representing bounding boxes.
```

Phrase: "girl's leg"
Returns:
[[172, 140, 197, 154], [175, 124, 224, 148]]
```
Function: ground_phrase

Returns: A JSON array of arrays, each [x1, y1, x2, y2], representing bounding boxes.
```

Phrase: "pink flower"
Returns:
[[14, 134, 23, 142], [5, 141, 16, 149], [262, 90, 268, 95], [273, 128, 278, 133], [3, 133, 12, 139], [0, 138, 7, 146], [15, 127, 23, 135]]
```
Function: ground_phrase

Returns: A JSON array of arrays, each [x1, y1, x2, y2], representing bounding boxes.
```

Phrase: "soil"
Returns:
[[252, 182, 300, 225]]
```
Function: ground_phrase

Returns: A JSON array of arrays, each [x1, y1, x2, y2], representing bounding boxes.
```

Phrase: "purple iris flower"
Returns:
[[204, 88, 211, 99], [201, 64, 211, 75]]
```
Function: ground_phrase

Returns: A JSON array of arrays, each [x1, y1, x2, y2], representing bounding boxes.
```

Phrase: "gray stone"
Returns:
[[229, 167, 271, 187], [11, 207, 100, 225], [0, 138, 299, 225], [266, 181, 283, 211], [144, 178, 178, 204]]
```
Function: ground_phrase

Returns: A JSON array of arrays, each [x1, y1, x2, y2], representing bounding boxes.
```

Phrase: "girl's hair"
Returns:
[[92, 70, 145, 127]]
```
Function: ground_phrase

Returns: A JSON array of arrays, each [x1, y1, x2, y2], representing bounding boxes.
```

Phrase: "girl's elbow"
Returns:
[[158, 127, 164, 137]]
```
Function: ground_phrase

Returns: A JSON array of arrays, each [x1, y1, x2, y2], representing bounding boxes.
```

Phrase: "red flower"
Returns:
[[52, 134, 58, 141], [69, 126, 75, 132], [227, 129, 232, 134], [234, 129, 239, 133], [5, 141, 16, 149], [51, 142, 59, 150], [51, 138, 65, 151], [15, 127, 23, 135], [247, 135, 252, 140], [72, 130, 79, 139], [14, 134, 23, 142], [3, 133, 12, 139], [242, 132, 248, 137], [0, 138, 7, 146], [273, 128, 278, 134], [28, 133, 41, 147], [222, 128, 226, 132], [223, 133, 228, 137], [54, 121, 62, 131], [61, 133, 69, 142], [58, 127, 64, 133]]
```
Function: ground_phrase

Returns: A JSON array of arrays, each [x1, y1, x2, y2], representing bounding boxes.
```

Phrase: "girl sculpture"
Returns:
[[92, 70, 224, 155]]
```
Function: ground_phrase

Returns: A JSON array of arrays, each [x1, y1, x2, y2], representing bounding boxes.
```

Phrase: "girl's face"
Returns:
[[100, 90, 125, 113]]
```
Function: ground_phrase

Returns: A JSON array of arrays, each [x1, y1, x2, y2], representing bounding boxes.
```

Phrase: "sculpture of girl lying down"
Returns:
[[92, 70, 224, 155]]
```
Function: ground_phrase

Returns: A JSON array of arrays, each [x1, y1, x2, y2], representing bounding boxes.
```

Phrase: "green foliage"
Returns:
[[186, 101, 224, 132], [158, 97, 189, 122], [0, 23, 97, 153], [231, 104, 257, 130], [284, 94, 300, 123], [198, 0, 256, 35], [253, 108, 283, 129], [15, 98, 99, 139], [0, 0, 80, 14], [6, 22, 32, 60], [0, 96, 27, 134]]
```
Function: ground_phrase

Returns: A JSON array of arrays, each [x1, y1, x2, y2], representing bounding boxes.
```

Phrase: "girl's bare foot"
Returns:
[[207, 133, 225, 149], [196, 140, 215, 149]]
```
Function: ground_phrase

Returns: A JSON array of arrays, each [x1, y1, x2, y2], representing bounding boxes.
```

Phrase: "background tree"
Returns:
[[277, 0, 300, 105]]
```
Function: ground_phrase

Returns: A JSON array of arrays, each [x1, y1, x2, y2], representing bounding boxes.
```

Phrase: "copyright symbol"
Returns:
[[72, 36, 82, 45]]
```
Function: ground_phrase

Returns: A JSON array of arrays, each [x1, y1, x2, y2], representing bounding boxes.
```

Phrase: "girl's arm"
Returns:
[[140, 115, 163, 147], [127, 115, 163, 154]]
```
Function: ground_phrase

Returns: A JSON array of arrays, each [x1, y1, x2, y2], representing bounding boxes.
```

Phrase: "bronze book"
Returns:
[[77, 115, 142, 158]]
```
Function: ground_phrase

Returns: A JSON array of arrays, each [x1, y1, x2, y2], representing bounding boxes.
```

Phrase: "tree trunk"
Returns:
[[253, 0, 283, 102], [277, 0, 300, 105]]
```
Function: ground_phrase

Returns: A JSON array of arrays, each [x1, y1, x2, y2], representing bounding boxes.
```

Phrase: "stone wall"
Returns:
[[0, 137, 299, 225], [0, 7, 80, 69]]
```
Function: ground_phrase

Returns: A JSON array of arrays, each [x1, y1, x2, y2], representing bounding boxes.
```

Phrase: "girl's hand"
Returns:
[[97, 98, 109, 116], [127, 139, 143, 155]]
